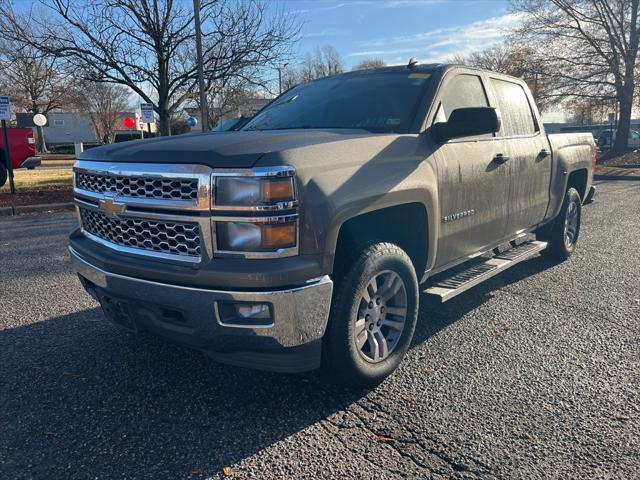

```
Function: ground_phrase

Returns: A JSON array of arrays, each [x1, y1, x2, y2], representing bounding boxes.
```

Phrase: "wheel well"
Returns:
[[334, 203, 428, 277], [567, 169, 588, 200]]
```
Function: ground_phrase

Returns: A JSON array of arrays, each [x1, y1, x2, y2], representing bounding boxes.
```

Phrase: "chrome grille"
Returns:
[[79, 207, 201, 258], [75, 172, 198, 201]]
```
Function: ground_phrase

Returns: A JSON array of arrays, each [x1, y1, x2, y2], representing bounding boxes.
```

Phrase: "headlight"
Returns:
[[216, 218, 297, 252], [212, 166, 298, 258], [215, 176, 295, 208]]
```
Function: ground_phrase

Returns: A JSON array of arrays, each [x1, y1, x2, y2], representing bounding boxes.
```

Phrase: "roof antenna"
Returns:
[[408, 57, 418, 68]]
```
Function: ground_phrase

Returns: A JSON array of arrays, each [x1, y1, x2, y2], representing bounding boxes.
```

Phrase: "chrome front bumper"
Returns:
[[70, 247, 333, 371]]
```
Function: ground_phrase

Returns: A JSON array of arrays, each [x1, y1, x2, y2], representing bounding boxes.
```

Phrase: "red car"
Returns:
[[0, 127, 41, 187]]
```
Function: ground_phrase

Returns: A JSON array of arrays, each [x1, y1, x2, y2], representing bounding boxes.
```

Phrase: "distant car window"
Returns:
[[53, 119, 65, 127], [490, 78, 538, 137]]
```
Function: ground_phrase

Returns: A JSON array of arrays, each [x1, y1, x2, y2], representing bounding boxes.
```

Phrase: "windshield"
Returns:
[[242, 71, 433, 134]]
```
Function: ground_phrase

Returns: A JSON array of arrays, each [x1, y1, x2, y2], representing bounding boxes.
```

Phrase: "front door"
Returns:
[[431, 72, 511, 268]]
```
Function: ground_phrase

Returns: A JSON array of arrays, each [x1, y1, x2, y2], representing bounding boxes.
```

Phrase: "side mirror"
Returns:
[[433, 107, 501, 142]]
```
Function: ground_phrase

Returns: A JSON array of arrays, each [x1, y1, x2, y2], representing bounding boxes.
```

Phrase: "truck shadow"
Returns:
[[1, 256, 557, 479]]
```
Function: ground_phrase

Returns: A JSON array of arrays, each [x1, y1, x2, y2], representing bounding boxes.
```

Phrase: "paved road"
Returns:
[[1, 180, 638, 479]]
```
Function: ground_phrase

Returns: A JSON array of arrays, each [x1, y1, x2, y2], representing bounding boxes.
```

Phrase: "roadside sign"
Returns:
[[140, 103, 154, 123], [608, 112, 616, 125], [0, 96, 12, 121]]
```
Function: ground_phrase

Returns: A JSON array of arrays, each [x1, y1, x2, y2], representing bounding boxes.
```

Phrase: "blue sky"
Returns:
[[277, 0, 518, 68]]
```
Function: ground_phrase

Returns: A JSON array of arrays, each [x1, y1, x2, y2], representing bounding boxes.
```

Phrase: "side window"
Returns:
[[490, 79, 538, 137], [434, 74, 491, 139], [438, 74, 489, 121]]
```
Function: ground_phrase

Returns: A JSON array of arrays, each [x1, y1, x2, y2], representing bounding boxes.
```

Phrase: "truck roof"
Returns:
[[343, 62, 526, 85]]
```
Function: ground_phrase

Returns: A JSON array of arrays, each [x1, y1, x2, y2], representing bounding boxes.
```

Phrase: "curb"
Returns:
[[594, 174, 640, 181], [0, 202, 75, 217]]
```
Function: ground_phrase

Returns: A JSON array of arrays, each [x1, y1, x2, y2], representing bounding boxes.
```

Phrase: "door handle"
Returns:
[[493, 153, 510, 164], [539, 149, 550, 158]]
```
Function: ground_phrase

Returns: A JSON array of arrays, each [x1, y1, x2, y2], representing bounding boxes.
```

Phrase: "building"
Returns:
[[40, 112, 99, 145]]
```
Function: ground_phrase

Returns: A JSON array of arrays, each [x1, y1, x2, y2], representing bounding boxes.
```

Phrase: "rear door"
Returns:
[[431, 71, 511, 267], [487, 77, 551, 236]]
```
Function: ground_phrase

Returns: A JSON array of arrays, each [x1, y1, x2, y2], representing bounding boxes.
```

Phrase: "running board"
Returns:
[[425, 240, 548, 303]]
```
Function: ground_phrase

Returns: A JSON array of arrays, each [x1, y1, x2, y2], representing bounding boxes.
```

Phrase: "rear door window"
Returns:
[[490, 79, 538, 137]]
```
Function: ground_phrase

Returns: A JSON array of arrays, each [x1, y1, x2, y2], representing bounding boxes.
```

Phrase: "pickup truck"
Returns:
[[69, 64, 596, 386], [0, 127, 41, 187]]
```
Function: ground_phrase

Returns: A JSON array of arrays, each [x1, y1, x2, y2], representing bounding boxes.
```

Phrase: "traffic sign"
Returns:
[[140, 103, 155, 123], [0, 96, 12, 121]]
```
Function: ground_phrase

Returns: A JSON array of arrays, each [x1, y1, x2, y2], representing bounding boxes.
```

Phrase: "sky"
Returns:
[[277, 0, 519, 68]]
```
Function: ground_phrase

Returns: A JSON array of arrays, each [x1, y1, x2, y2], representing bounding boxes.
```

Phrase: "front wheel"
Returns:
[[0, 164, 6, 188], [322, 242, 419, 387], [539, 187, 582, 260]]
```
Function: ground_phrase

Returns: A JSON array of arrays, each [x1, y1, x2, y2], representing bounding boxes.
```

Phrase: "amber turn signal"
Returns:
[[262, 223, 296, 248], [261, 178, 295, 203]]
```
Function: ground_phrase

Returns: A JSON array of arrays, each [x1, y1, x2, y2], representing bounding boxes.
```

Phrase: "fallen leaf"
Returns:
[[191, 466, 206, 474], [222, 466, 232, 476], [374, 434, 394, 444], [423, 368, 434, 374], [45, 432, 56, 438], [276, 431, 285, 440], [402, 394, 414, 402]]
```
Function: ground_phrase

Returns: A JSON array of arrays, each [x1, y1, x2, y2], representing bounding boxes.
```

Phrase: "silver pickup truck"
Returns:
[[70, 63, 595, 386]]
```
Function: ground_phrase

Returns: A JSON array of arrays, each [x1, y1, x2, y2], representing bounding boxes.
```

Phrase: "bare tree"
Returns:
[[74, 82, 131, 144], [352, 59, 386, 70], [512, 0, 640, 155], [206, 81, 261, 127], [453, 43, 554, 112], [0, 28, 77, 151], [300, 46, 344, 82], [0, 0, 299, 136]]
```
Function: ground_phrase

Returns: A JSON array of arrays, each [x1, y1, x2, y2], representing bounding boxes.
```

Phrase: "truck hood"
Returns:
[[79, 129, 373, 168]]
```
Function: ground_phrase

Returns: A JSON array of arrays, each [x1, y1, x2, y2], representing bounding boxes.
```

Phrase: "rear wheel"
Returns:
[[322, 242, 419, 387], [539, 187, 582, 260]]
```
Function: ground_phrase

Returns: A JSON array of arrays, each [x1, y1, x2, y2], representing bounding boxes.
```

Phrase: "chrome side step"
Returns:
[[425, 240, 548, 303]]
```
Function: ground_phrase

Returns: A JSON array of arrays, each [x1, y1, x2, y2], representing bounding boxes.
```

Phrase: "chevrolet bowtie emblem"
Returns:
[[99, 195, 126, 217]]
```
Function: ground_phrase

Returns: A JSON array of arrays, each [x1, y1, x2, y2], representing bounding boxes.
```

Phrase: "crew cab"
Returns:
[[69, 64, 595, 386], [0, 127, 41, 187]]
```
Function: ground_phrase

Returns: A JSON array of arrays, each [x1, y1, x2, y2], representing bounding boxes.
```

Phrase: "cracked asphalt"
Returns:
[[1, 180, 638, 479]]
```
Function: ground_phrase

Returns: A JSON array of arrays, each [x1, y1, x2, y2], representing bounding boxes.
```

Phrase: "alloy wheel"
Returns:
[[354, 270, 408, 363]]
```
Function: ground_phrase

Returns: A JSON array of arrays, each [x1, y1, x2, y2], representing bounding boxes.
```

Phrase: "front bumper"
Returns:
[[70, 246, 333, 373], [20, 156, 41, 169]]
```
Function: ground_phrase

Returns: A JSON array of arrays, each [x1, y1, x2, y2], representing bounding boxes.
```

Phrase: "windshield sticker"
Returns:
[[386, 118, 401, 125], [408, 73, 431, 80]]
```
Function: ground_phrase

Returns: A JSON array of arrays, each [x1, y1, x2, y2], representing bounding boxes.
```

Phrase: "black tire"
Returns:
[[538, 187, 582, 261], [322, 242, 419, 387], [0, 164, 6, 188]]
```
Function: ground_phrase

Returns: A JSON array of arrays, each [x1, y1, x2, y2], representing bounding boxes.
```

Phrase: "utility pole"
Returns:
[[193, 0, 208, 132], [278, 62, 289, 94]]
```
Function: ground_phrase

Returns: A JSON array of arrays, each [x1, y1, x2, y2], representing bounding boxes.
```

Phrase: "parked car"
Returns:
[[0, 127, 41, 187], [69, 63, 595, 386], [597, 128, 640, 150], [211, 116, 250, 132]]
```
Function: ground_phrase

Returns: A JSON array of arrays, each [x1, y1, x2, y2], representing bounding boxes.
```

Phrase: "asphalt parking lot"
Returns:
[[1, 179, 638, 479]]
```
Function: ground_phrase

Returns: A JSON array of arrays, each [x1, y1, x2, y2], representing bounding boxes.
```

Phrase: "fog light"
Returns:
[[217, 302, 273, 327], [237, 303, 270, 319]]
